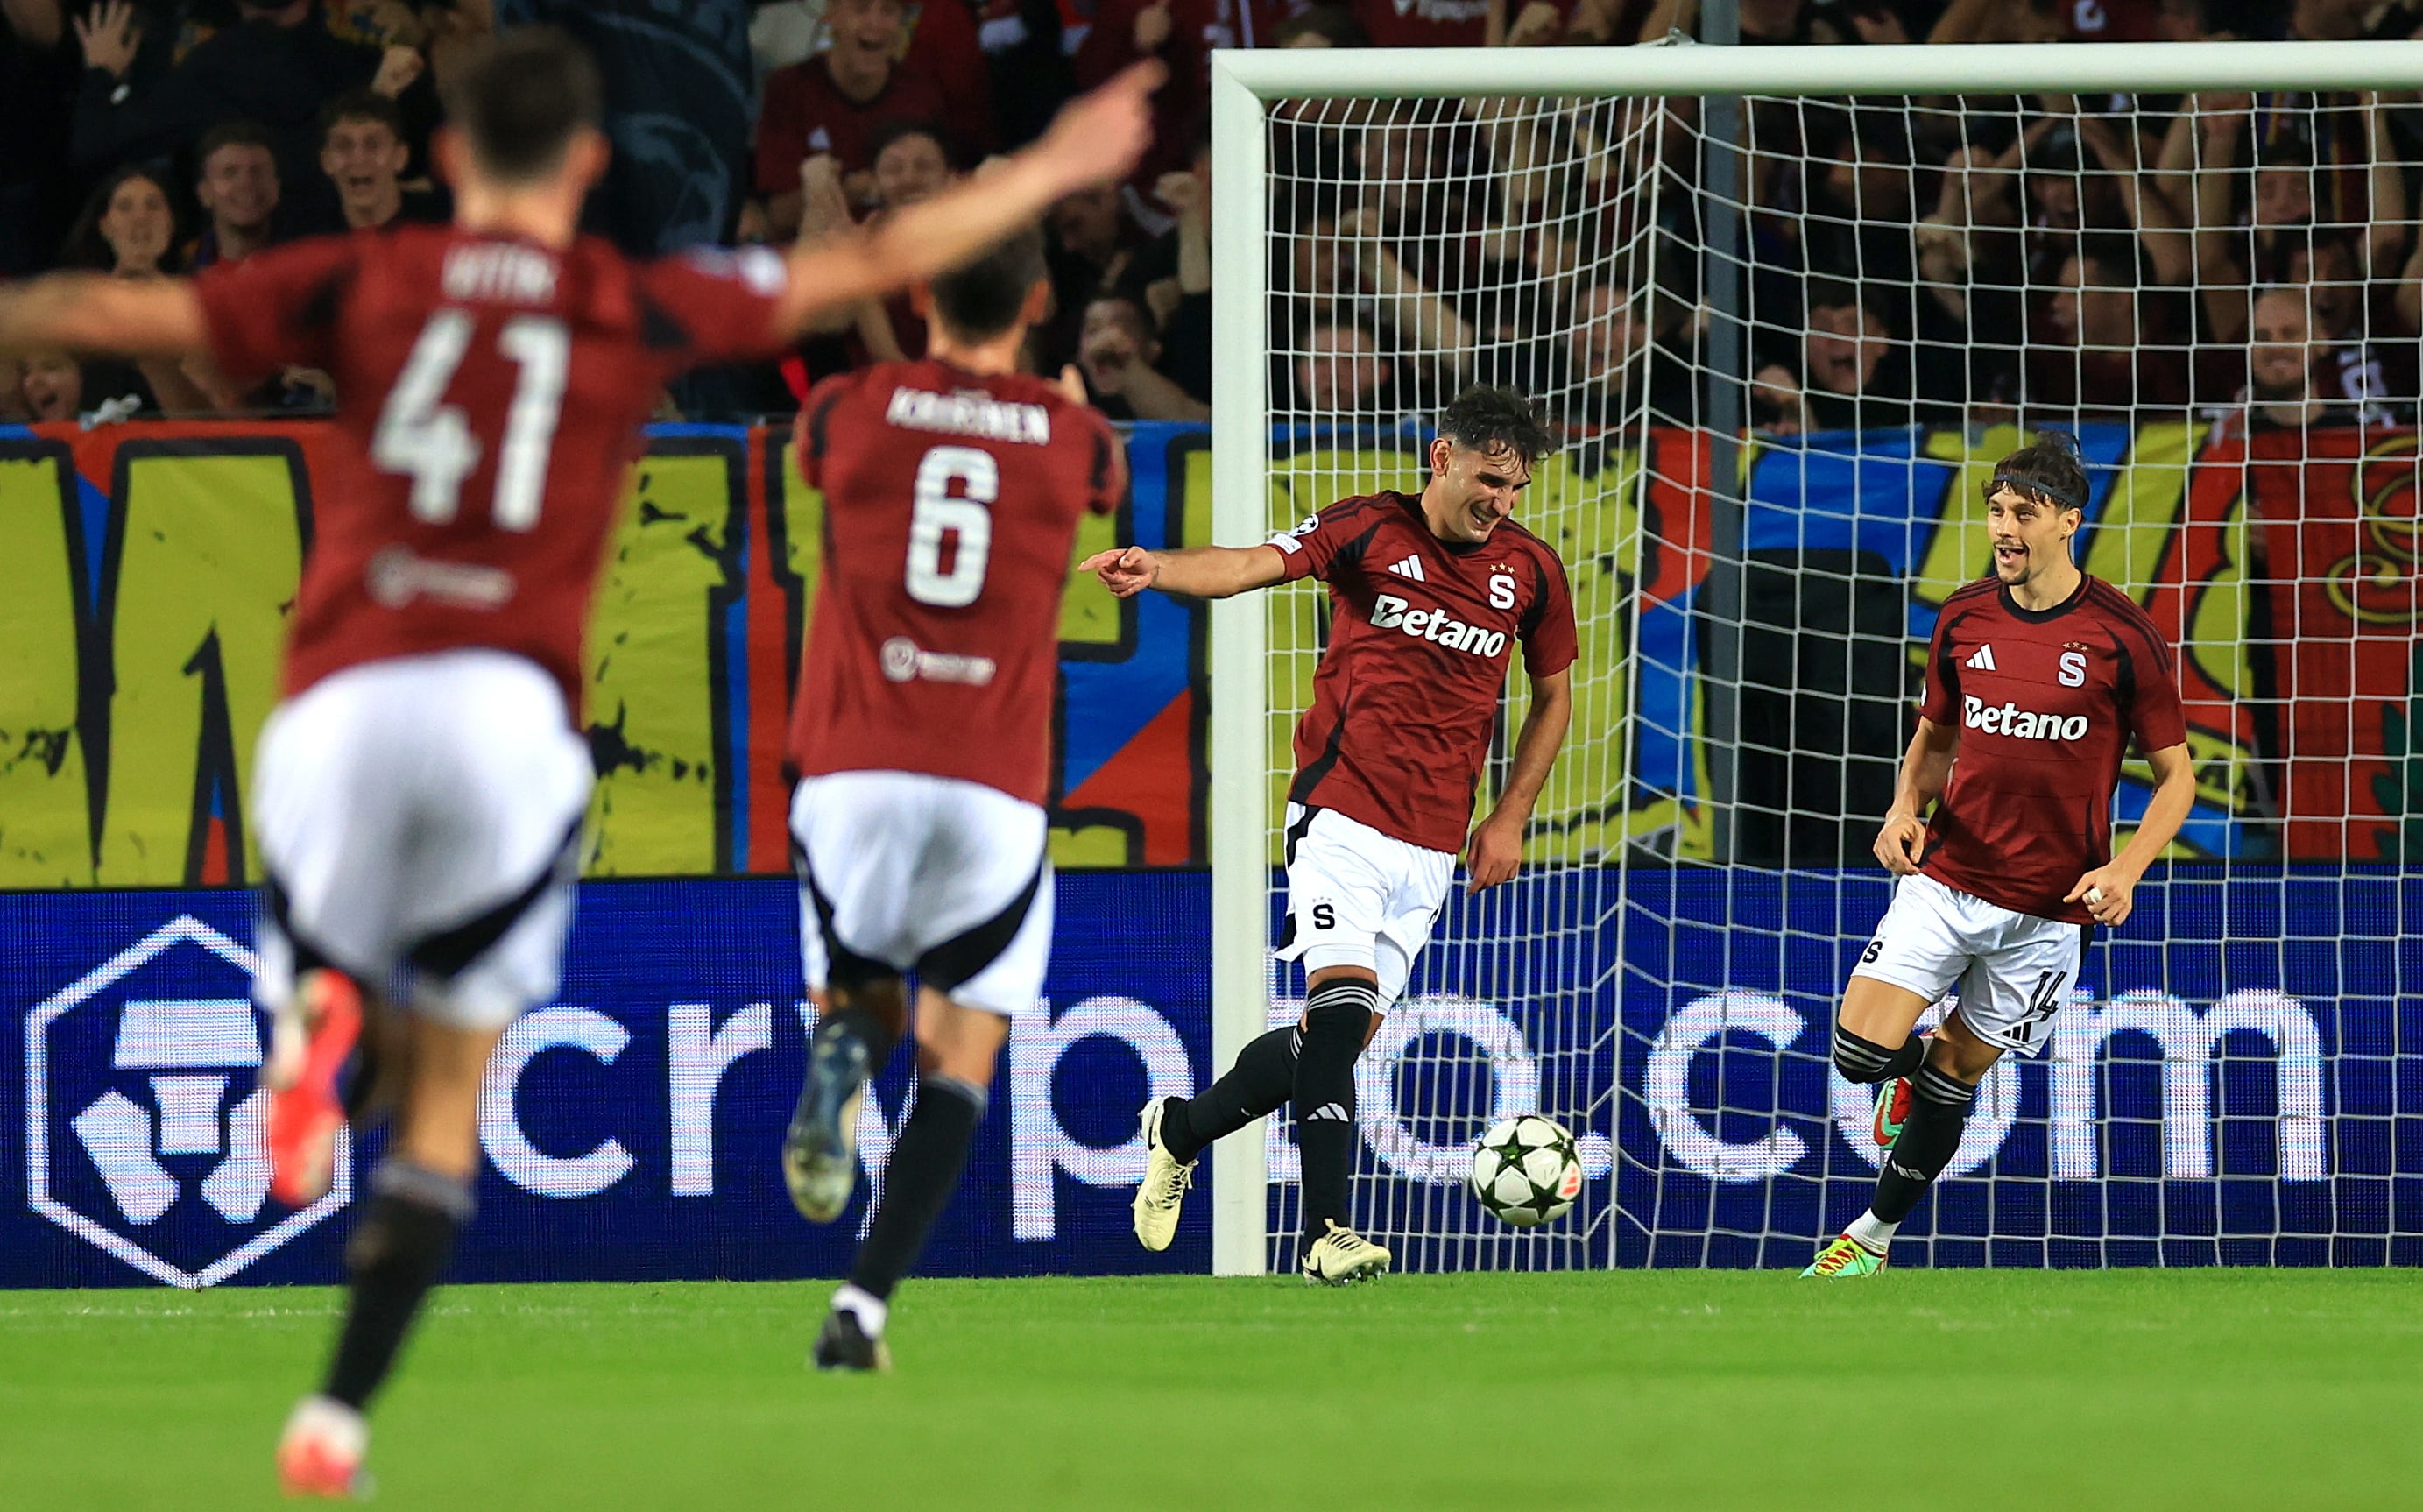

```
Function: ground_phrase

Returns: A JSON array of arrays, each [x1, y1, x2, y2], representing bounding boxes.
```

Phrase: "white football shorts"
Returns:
[[251, 649, 593, 1032], [788, 770, 1052, 1018], [1850, 872, 2090, 1056], [1272, 803, 1454, 1007]]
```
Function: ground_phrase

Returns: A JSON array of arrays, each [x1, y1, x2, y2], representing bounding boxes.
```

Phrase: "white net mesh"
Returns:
[[1249, 79, 2423, 1270]]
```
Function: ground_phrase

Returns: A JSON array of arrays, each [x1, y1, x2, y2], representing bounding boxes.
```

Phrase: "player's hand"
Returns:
[[1155, 168, 1204, 220], [1079, 545, 1160, 597], [2064, 867, 2134, 927], [1056, 364, 1088, 406], [1037, 60, 1166, 194], [1873, 812, 1926, 875], [1464, 811, 1524, 894]]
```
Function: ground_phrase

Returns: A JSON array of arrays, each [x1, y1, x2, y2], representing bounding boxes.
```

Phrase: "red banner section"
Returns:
[[2248, 430, 2423, 861]]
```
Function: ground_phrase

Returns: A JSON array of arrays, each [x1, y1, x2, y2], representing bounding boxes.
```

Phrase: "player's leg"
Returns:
[[1833, 909, 2085, 1266], [813, 774, 1049, 1369], [784, 773, 922, 1222], [1805, 876, 1978, 1277], [1136, 805, 1368, 1249], [1293, 814, 1452, 1282], [277, 652, 591, 1492], [817, 987, 1008, 1372], [251, 684, 413, 1211]]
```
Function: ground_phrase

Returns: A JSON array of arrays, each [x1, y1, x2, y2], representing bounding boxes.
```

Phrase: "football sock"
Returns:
[[323, 1161, 471, 1411], [830, 1282, 889, 1339], [1846, 1210, 1901, 1254], [1869, 1063, 1977, 1224], [1832, 1025, 1925, 1085], [1294, 977, 1380, 1246], [848, 1074, 985, 1303], [1163, 1025, 1300, 1164]]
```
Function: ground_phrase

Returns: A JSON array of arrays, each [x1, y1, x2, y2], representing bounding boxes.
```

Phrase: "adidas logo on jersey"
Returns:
[[1963, 694, 2087, 742], [1369, 593, 1508, 658], [1965, 645, 1997, 672], [1304, 1102, 1351, 1122], [1387, 554, 1427, 582]]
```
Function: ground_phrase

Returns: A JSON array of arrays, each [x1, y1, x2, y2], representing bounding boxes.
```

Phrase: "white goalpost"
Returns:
[[1209, 41, 2423, 1275]]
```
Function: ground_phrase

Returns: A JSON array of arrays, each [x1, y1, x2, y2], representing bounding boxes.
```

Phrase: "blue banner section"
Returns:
[[4, 869, 2415, 1285], [1618, 867, 2423, 1268], [1, 876, 1212, 1289]]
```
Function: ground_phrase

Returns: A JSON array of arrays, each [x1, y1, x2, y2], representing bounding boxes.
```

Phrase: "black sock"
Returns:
[[849, 1074, 985, 1302], [1164, 1026, 1299, 1164], [323, 1162, 470, 1411], [1293, 978, 1379, 1246], [1870, 1063, 1977, 1223], [1833, 1025, 1925, 1085]]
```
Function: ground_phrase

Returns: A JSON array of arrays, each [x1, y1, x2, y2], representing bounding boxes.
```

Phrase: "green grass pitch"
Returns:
[[4, 1271, 2418, 1510]]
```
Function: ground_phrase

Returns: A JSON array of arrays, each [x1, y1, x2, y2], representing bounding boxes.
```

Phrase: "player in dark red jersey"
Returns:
[[779, 228, 1124, 1370], [1805, 431, 2198, 1280], [0, 27, 1158, 1485], [1084, 386, 1578, 1282]]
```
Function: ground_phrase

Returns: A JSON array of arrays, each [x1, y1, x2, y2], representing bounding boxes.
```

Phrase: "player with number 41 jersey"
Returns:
[[0, 25, 1162, 1489]]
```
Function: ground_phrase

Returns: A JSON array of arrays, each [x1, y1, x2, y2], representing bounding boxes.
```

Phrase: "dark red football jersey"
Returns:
[[1272, 491, 1577, 853], [194, 226, 794, 715], [788, 359, 1122, 806], [1918, 575, 2190, 922]]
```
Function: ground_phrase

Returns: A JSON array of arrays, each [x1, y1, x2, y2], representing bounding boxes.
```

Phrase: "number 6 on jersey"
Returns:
[[906, 445, 997, 607]]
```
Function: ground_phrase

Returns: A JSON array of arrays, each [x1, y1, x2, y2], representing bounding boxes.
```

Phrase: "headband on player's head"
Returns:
[[1981, 429, 2087, 512]]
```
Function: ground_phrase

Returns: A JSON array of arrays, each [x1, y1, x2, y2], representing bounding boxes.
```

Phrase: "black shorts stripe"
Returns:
[[918, 862, 1045, 995], [259, 872, 339, 979], [793, 837, 899, 993], [406, 819, 583, 980]]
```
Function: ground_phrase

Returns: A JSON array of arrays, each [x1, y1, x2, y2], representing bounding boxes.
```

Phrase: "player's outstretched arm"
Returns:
[[1874, 716, 1959, 876], [2064, 740, 2193, 927], [1466, 664, 1572, 894], [772, 60, 1165, 338], [1078, 543, 1288, 601], [0, 272, 207, 360]]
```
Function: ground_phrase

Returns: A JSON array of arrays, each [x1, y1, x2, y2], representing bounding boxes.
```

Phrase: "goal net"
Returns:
[[1208, 42, 2423, 1274]]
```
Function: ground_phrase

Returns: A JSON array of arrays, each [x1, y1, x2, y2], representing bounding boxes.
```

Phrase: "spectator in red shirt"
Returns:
[[188, 120, 283, 270], [1351, 0, 1491, 48], [755, 0, 956, 237]]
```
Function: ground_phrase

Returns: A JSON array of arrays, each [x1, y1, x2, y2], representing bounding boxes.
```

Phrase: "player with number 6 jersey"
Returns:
[[777, 228, 1122, 1371], [0, 25, 1161, 1491], [1804, 431, 2196, 1282]]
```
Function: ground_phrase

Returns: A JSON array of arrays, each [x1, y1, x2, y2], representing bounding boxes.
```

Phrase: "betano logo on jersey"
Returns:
[[1370, 593, 1508, 657], [1963, 694, 2089, 741]]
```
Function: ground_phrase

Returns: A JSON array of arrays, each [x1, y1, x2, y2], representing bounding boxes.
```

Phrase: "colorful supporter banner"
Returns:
[[2238, 429, 2423, 861], [2, 420, 2412, 880], [0, 421, 1209, 887]]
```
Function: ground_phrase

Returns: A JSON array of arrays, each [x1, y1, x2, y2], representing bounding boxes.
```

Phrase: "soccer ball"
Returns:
[[1469, 1114, 1583, 1227]]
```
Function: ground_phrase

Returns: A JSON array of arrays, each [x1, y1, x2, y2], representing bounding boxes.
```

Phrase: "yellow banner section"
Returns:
[[0, 443, 89, 885], [583, 441, 745, 877]]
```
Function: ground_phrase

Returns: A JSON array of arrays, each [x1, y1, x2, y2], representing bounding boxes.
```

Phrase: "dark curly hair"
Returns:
[[1436, 385, 1555, 471], [1989, 428, 2087, 512]]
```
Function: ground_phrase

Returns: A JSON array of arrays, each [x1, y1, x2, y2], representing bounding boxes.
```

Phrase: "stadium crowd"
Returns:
[[4, 0, 2423, 436]]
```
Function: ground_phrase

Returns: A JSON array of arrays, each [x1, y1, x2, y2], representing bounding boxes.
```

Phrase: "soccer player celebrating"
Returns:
[[1084, 386, 1578, 1283], [780, 230, 1127, 1370], [0, 29, 1157, 1488], [1804, 431, 2197, 1279]]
